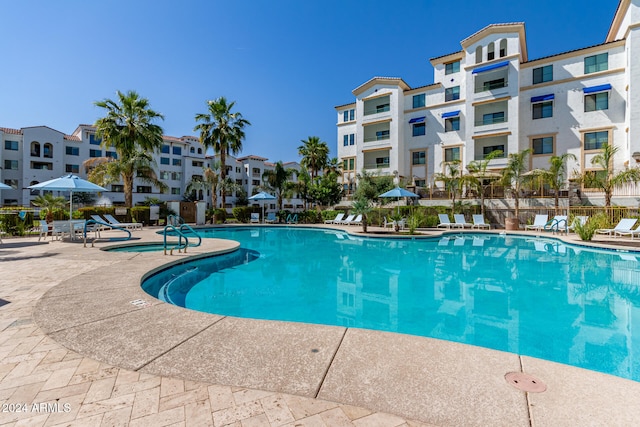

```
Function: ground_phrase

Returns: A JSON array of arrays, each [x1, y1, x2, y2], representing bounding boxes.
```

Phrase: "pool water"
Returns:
[[107, 243, 166, 252], [141, 227, 640, 382]]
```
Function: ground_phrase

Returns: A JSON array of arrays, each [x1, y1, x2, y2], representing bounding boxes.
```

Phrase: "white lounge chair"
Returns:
[[543, 215, 568, 233], [338, 214, 355, 225], [613, 222, 640, 240], [103, 214, 143, 230], [250, 213, 260, 223], [568, 216, 588, 232], [324, 213, 344, 224], [265, 212, 277, 223], [437, 214, 461, 229], [346, 214, 362, 226], [525, 215, 548, 231], [454, 214, 472, 228], [38, 220, 51, 241], [472, 214, 490, 229], [596, 218, 638, 236]]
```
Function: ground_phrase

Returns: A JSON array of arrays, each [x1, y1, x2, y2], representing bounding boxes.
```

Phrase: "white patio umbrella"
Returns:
[[0, 183, 12, 189], [378, 187, 419, 215], [28, 174, 107, 220], [248, 191, 276, 222]]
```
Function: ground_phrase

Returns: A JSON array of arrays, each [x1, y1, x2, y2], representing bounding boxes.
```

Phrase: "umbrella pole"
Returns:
[[70, 191, 73, 220]]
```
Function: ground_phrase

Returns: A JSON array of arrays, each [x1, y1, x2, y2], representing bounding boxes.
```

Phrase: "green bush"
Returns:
[[573, 213, 610, 241], [232, 207, 255, 223], [130, 206, 150, 225]]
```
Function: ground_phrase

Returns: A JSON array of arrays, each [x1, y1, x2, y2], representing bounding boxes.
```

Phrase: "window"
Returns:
[[413, 94, 425, 108], [4, 140, 19, 150], [111, 185, 124, 192], [4, 160, 18, 170], [65, 146, 79, 156], [584, 53, 608, 74], [343, 135, 349, 146], [487, 42, 495, 60], [412, 151, 426, 165], [343, 109, 355, 122], [43, 143, 53, 158], [375, 130, 390, 140], [4, 179, 17, 189], [343, 111, 348, 122], [444, 147, 460, 162], [375, 157, 389, 168], [172, 146, 182, 155], [31, 142, 40, 156], [475, 46, 482, 64], [161, 144, 170, 154], [171, 172, 182, 180], [584, 131, 608, 150], [31, 162, 52, 170], [445, 117, 460, 132], [585, 92, 608, 112], [193, 161, 204, 167], [483, 78, 505, 91], [171, 187, 181, 195], [160, 157, 170, 165], [445, 61, 460, 75], [533, 65, 553, 84], [412, 123, 426, 136], [65, 164, 79, 173], [198, 148, 203, 154], [532, 137, 554, 155], [190, 147, 195, 153], [172, 159, 182, 166], [349, 158, 355, 170], [136, 186, 152, 193], [445, 86, 460, 102], [252, 179, 260, 186], [349, 109, 355, 121], [482, 145, 505, 158], [106, 151, 118, 159], [482, 112, 505, 125], [89, 134, 101, 145], [499, 39, 507, 57], [160, 171, 170, 180], [89, 149, 102, 157], [415, 179, 426, 187], [532, 101, 553, 119], [350, 134, 354, 145]]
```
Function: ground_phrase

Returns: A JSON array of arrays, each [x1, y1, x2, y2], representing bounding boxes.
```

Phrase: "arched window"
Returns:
[[475, 46, 483, 64], [31, 141, 41, 157], [44, 143, 53, 158], [198, 148, 203, 154], [190, 147, 195, 153], [487, 42, 495, 61], [499, 39, 507, 57]]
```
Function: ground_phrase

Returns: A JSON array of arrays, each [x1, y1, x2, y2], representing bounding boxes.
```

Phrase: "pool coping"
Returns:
[[32, 225, 640, 426]]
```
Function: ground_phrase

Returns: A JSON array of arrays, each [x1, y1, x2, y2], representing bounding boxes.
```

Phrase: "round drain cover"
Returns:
[[505, 372, 547, 393]]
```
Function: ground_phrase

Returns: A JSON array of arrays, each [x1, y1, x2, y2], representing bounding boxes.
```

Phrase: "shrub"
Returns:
[[573, 212, 610, 241], [232, 207, 255, 223]]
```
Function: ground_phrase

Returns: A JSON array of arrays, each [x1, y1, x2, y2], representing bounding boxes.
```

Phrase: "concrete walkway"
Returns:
[[2, 226, 640, 426]]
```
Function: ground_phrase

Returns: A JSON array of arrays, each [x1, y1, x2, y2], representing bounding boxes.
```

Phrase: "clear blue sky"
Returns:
[[0, 0, 619, 163]]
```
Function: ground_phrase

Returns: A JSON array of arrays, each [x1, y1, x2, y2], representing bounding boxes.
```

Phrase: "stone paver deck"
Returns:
[[1, 225, 640, 426]]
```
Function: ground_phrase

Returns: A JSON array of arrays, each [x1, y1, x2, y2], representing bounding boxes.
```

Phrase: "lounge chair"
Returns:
[[568, 216, 588, 232], [338, 214, 355, 225], [525, 215, 548, 231], [38, 220, 52, 241], [614, 223, 640, 240], [345, 214, 362, 226], [250, 213, 260, 223], [454, 214, 472, 228], [543, 215, 568, 233], [103, 214, 143, 230], [472, 214, 490, 229], [596, 218, 638, 236], [437, 214, 461, 229], [324, 213, 344, 224], [265, 212, 277, 223]]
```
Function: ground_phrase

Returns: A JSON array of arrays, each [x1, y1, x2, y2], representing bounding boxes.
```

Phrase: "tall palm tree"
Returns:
[[543, 153, 577, 214], [501, 149, 531, 221], [324, 157, 342, 178], [293, 166, 312, 210], [194, 97, 250, 209], [581, 143, 640, 209], [94, 90, 164, 207], [261, 161, 296, 211], [32, 193, 67, 222], [298, 136, 329, 180], [465, 150, 503, 217]]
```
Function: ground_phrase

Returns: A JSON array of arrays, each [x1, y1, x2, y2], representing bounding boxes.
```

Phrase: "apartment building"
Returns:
[[0, 124, 302, 212], [336, 0, 640, 200]]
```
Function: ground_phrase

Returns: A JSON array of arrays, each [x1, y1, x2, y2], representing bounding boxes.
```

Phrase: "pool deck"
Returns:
[[2, 225, 640, 426]]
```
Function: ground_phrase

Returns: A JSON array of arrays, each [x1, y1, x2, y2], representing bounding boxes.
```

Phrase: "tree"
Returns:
[[324, 157, 342, 178], [84, 151, 168, 207], [298, 136, 329, 180], [32, 193, 66, 222], [434, 160, 463, 213], [261, 161, 296, 211], [293, 166, 312, 210], [350, 197, 372, 233], [308, 174, 343, 208], [194, 97, 250, 209], [465, 150, 503, 217], [542, 153, 577, 214], [94, 90, 165, 207], [186, 162, 222, 211], [581, 143, 640, 209], [501, 149, 531, 220]]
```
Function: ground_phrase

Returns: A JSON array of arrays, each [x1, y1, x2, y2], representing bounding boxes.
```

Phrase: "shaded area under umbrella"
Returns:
[[378, 187, 419, 216], [28, 174, 107, 220], [248, 191, 276, 223]]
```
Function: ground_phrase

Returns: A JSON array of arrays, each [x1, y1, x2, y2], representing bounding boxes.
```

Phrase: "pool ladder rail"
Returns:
[[83, 219, 132, 247], [163, 215, 202, 255]]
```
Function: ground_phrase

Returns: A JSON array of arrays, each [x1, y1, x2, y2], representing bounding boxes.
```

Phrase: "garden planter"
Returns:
[[505, 217, 520, 230]]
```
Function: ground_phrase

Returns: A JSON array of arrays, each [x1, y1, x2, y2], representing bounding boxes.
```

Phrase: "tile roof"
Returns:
[[0, 127, 22, 135], [460, 22, 525, 45]]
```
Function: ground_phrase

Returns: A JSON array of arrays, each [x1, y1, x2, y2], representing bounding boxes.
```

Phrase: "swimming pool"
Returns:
[[141, 227, 640, 382]]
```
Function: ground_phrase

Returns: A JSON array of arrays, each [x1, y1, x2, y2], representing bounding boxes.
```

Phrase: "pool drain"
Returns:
[[505, 372, 546, 392]]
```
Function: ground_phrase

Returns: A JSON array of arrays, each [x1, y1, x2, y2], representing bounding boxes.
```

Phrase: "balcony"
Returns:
[[363, 95, 391, 116], [474, 66, 509, 95], [475, 113, 506, 127], [474, 100, 508, 128], [364, 131, 390, 143]]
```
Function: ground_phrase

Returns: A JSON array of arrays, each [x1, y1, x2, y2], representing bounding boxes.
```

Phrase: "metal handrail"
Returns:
[[163, 224, 189, 255], [178, 223, 202, 248], [83, 219, 132, 247]]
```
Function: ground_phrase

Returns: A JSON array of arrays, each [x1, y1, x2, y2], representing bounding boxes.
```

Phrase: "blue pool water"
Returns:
[[141, 227, 640, 381]]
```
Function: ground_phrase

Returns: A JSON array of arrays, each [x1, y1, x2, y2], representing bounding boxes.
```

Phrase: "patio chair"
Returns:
[[437, 214, 461, 228], [454, 214, 472, 228], [613, 223, 640, 240], [543, 215, 568, 233], [525, 215, 548, 231], [346, 214, 362, 226], [337, 214, 355, 225], [265, 212, 277, 223], [250, 213, 260, 223], [568, 216, 588, 232], [103, 214, 143, 230], [38, 220, 52, 241], [383, 217, 395, 229], [472, 214, 490, 229], [596, 218, 638, 236], [324, 213, 344, 224]]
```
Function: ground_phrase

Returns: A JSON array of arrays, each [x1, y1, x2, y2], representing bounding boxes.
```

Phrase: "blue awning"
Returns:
[[472, 61, 509, 74], [409, 116, 425, 124], [583, 83, 612, 94], [531, 94, 555, 103], [442, 110, 460, 119]]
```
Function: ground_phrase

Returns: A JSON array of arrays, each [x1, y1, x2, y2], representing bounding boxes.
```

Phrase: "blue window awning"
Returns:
[[531, 94, 555, 103], [583, 83, 612, 94], [409, 116, 425, 124], [442, 110, 460, 119], [472, 61, 509, 74]]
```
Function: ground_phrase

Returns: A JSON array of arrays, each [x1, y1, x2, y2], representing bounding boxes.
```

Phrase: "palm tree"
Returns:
[[261, 161, 296, 211], [94, 90, 165, 207], [83, 151, 167, 208], [465, 150, 503, 217], [434, 160, 463, 213], [324, 157, 342, 178], [194, 97, 250, 209], [501, 149, 531, 225], [543, 153, 577, 214], [298, 136, 329, 180], [293, 166, 312, 210], [350, 197, 372, 233], [32, 193, 66, 222], [580, 143, 640, 209]]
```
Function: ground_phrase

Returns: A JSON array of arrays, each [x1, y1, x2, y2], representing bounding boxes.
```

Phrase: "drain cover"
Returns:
[[505, 372, 547, 393]]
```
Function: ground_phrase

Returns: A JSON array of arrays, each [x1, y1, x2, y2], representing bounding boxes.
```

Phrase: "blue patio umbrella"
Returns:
[[248, 191, 276, 222], [28, 174, 107, 219], [379, 187, 419, 216], [0, 183, 12, 189]]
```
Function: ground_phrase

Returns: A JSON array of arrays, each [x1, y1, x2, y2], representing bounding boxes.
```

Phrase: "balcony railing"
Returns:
[[363, 104, 390, 116], [475, 115, 506, 126], [363, 134, 390, 143], [475, 79, 508, 93], [364, 162, 390, 169]]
